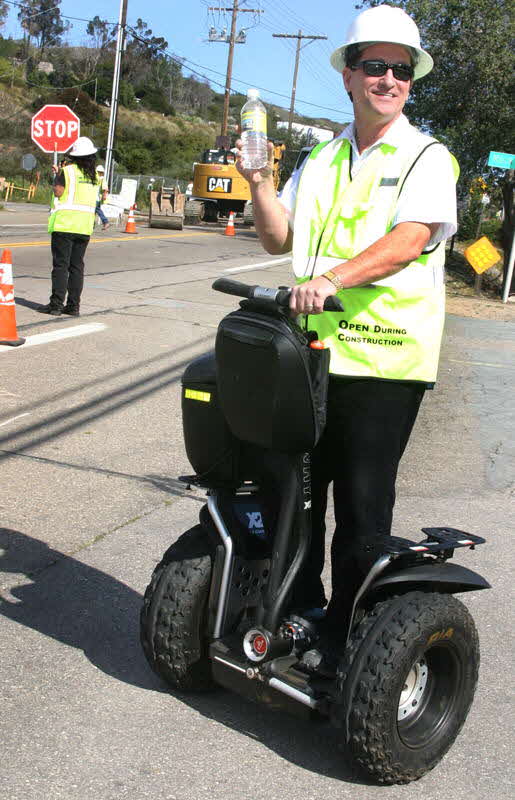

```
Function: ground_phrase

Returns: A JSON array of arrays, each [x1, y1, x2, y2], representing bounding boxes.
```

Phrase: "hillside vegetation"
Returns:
[[0, 30, 337, 189]]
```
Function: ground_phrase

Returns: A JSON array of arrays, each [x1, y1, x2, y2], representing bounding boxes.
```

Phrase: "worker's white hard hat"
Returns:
[[69, 136, 97, 157], [330, 5, 433, 81], [96, 165, 105, 172]]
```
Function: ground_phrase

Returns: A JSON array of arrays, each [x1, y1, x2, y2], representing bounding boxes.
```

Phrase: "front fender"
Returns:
[[366, 561, 490, 600]]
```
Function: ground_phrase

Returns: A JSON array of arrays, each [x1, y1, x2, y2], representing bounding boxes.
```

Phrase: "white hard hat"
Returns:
[[96, 165, 105, 172], [69, 136, 97, 157], [330, 5, 433, 81]]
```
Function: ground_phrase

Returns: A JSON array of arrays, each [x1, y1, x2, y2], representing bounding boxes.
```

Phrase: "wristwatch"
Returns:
[[322, 269, 345, 291]]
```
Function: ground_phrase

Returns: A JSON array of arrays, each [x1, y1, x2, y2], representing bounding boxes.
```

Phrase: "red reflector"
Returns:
[[253, 635, 267, 655], [309, 340, 325, 350]]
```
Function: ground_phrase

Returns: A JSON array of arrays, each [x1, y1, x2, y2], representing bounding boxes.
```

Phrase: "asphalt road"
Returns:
[[0, 205, 514, 800]]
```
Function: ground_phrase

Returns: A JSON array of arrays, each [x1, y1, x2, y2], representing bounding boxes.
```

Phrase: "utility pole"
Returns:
[[104, 0, 128, 189], [273, 31, 327, 135], [208, 3, 263, 141]]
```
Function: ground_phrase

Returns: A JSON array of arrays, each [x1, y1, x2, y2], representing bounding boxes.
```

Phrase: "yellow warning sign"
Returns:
[[464, 236, 501, 274]]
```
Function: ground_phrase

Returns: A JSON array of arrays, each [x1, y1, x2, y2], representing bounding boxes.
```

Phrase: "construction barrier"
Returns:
[[0, 249, 25, 347], [3, 182, 37, 201], [224, 211, 236, 237], [124, 205, 137, 234]]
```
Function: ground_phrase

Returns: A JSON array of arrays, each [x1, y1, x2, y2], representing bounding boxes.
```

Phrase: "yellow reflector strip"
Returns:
[[184, 389, 211, 402]]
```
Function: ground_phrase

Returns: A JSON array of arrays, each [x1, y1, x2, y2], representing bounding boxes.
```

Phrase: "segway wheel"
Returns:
[[140, 525, 216, 692], [334, 591, 480, 784]]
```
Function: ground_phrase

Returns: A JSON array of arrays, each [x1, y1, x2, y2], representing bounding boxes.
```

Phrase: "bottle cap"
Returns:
[[247, 88, 260, 100]]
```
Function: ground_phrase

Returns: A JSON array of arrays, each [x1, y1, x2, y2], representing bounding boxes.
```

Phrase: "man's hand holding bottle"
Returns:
[[234, 139, 275, 185]]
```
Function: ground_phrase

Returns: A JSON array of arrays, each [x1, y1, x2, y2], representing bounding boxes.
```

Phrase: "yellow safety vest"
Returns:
[[293, 136, 458, 384], [48, 164, 99, 236]]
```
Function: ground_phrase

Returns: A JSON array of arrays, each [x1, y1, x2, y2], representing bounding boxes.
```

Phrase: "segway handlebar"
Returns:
[[212, 278, 344, 312]]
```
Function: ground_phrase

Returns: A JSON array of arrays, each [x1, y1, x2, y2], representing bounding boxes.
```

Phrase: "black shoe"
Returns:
[[62, 305, 80, 317], [39, 303, 62, 316]]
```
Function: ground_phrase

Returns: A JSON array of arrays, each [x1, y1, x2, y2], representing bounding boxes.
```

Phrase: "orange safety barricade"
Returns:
[[0, 249, 25, 347], [224, 211, 236, 236]]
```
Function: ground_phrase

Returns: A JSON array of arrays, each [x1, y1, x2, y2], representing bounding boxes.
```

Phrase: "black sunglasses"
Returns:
[[351, 60, 414, 82]]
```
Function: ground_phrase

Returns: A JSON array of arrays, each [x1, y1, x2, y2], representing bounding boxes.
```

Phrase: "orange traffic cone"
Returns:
[[224, 211, 236, 237], [0, 249, 25, 347], [124, 205, 137, 234]]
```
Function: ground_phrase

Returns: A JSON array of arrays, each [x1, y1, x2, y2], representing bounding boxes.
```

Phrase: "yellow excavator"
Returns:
[[185, 142, 285, 226]]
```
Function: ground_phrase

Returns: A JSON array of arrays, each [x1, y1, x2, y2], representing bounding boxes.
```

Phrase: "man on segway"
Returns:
[[141, 4, 489, 786], [235, 4, 458, 675]]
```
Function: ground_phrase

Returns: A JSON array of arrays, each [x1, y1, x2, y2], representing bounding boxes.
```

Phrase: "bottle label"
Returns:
[[241, 109, 266, 134]]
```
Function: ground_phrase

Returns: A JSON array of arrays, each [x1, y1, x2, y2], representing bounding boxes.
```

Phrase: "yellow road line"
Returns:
[[0, 230, 217, 249]]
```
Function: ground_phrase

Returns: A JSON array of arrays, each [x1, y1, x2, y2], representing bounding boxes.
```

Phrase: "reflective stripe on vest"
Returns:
[[48, 164, 99, 236], [293, 135, 456, 383]]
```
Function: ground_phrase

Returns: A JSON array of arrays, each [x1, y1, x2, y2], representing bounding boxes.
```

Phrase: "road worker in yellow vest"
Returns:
[[235, 5, 458, 676], [40, 136, 100, 317]]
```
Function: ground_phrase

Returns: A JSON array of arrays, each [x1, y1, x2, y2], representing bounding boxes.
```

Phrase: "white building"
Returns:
[[276, 121, 334, 143]]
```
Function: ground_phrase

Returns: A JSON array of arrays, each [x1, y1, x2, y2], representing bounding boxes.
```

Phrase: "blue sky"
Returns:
[[2, 0, 358, 125]]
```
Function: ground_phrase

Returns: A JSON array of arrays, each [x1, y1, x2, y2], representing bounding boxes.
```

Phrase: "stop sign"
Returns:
[[31, 104, 80, 154]]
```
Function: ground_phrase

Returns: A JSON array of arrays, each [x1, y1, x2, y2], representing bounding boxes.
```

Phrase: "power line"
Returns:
[[257, 4, 344, 97], [261, 0, 326, 39], [3, 0, 118, 25], [207, 1, 264, 137], [16, 3, 61, 21], [199, 0, 348, 118], [125, 27, 352, 118], [272, 30, 328, 134]]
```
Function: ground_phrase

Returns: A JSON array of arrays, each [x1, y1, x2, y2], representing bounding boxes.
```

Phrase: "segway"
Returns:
[[140, 278, 489, 785]]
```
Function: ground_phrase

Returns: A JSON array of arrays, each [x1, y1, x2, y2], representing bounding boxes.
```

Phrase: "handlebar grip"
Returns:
[[323, 296, 344, 312], [212, 278, 254, 298], [212, 278, 344, 313]]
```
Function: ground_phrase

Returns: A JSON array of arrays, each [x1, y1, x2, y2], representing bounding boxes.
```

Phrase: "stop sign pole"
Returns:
[[31, 104, 80, 167]]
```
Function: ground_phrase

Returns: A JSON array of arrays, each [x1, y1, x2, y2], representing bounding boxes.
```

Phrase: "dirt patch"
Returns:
[[445, 249, 514, 322]]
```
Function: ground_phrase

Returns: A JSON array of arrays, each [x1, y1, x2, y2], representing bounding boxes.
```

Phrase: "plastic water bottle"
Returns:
[[240, 88, 268, 170]]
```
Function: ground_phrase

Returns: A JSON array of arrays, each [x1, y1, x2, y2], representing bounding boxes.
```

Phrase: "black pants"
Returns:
[[50, 231, 90, 309], [291, 376, 425, 631]]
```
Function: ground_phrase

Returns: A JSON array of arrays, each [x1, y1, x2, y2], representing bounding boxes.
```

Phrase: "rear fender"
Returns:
[[365, 561, 490, 603]]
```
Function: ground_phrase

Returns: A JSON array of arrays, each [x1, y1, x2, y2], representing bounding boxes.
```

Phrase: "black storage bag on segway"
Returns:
[[181, 351, 241, 486], [215, 305, 330, 452]]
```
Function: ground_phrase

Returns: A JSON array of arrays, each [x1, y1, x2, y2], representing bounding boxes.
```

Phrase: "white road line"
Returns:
[[446, 357, 514, 370], [0, 322, 107, 353], [0, 224, 48, 228], [224, 256, 292, 273], [0, 413, 30, 427]]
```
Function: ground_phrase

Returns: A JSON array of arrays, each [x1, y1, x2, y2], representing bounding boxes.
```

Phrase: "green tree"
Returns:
[[124, 18, 168, 84], [134, 55, 181, 115], [0, 1, 8, 29], [359, 1, 514, 257], [276, 129, 314, 188], [18, 0, 70, 54], [119, 80, 137, 110], [128, 18, 168, 60], [86, 15, 116, 52]]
